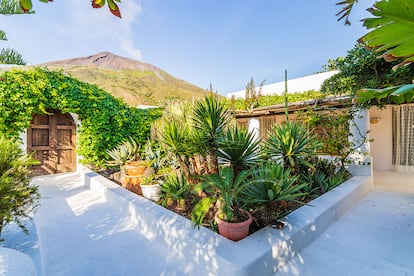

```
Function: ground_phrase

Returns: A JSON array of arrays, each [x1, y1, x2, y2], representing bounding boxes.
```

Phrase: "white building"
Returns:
[[227, 70, 339, 99]]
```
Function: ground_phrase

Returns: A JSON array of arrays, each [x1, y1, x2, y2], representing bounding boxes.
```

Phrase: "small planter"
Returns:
[[215, 210, 252, 241], [122, 175, 143, 195], [126, 161, 146, 176], [141, 183, 161, 202]]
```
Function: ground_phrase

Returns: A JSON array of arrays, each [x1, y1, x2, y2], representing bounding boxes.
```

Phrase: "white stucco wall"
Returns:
[[348, 108, 370, 163], [369, 106, 393, 171], [18, 129, 27, 153]]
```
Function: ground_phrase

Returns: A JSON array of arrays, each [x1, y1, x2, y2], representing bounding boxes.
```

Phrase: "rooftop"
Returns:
[[227, 70, 339, 99]]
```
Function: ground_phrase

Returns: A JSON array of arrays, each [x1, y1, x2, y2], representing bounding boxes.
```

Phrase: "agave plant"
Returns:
[[106, 137, 141, 173], [217, 126, 261, 178], [144, 139, 168, 174], [240, 162, 307, 225], [263, 122, 321, 172], [299, 168, 327, 197]]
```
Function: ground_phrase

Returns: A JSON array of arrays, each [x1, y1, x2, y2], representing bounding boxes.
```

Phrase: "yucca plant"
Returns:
[[241, 162, 307, 225], [160, 121, 192, 179], [264, 122, 321, 172], [192, 95, 232, 174], [217, 126, 261, 178]]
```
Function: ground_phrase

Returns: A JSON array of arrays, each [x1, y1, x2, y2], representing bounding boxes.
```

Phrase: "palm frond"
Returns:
[[217, 126, 261, 172], [0, 48, 26, 65], [336, 0, 359, 25], [0, 30, 7, 41], [360, 0, 414, 69]]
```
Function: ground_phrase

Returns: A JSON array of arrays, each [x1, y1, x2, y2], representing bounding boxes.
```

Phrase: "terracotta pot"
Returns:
[[122, 175, 143, 195], [126, 161, 146, 176], [215, 209, 252, 241]]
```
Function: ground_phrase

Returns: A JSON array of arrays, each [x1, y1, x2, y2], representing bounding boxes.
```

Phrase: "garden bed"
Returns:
[[82, 165, 373, 275], [97, 167, 326, 235]]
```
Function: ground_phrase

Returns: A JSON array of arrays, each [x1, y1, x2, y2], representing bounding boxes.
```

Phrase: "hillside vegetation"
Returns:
[[43, 52, 209, 106]]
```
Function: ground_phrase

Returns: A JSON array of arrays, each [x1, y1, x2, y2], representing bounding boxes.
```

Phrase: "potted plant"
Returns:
[[106, 137, 144, 177], [125, 159, 147, 177], [241, 162, 307, 227], [106, 137, 145, 193], [140, 174, 162, 202], [124, 139, 146, 177], [192, 167, 252, 241]]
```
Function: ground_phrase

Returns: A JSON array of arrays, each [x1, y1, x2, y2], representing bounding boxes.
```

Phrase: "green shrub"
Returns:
[[0, 135, 40, 238], [0, 68, 162, 167], [241, 162, 306, 225], [217, 126, 261, 178], [263, 122, 321, 172], [161, 173, 190, 208]]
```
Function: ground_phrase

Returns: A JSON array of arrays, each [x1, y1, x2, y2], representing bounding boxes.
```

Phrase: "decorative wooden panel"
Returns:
[[260, 115, 278, 139]]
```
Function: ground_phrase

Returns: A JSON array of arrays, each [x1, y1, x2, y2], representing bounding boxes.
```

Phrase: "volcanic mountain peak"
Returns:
[[39, 52, 209, 106], [43, 52, 163, 77]]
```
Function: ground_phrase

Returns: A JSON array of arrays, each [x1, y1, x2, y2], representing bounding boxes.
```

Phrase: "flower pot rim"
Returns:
[[140, 182, 161, 187], [126, 161, 147, 166], [215, 209, 252, 226]]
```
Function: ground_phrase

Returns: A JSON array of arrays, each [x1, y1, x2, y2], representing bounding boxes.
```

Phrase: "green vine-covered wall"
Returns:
[[0, 68, 162, 167]]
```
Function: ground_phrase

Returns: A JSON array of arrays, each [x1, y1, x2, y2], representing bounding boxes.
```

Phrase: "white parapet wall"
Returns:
[[79, 165, 373, 275]]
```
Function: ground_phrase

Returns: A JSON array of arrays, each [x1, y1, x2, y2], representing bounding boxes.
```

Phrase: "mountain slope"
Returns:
[[42, 52, 208, 106]]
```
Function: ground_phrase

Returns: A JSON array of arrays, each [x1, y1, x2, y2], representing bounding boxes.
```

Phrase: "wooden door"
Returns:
[[28, 110, 76, 176]]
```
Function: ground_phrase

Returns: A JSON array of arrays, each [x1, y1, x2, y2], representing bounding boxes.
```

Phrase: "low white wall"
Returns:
[[79, 166, 373, 275]]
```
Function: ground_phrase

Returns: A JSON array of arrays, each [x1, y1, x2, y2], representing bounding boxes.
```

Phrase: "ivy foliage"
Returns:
[[0, 68, 162, 167]]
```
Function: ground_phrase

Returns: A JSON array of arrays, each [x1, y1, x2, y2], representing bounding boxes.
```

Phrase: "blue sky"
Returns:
[[2, 0, 375, 95]]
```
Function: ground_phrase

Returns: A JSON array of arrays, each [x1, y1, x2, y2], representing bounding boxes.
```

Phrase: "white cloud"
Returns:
[[56, 0, 142, 60]]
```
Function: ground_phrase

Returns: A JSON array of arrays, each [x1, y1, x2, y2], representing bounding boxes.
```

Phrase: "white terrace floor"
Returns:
[[2, 171, 414, 276], [276, 171, 414, 276]]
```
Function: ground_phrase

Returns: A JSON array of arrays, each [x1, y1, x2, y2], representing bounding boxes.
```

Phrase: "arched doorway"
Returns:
[[27, 109, 76, 176]]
